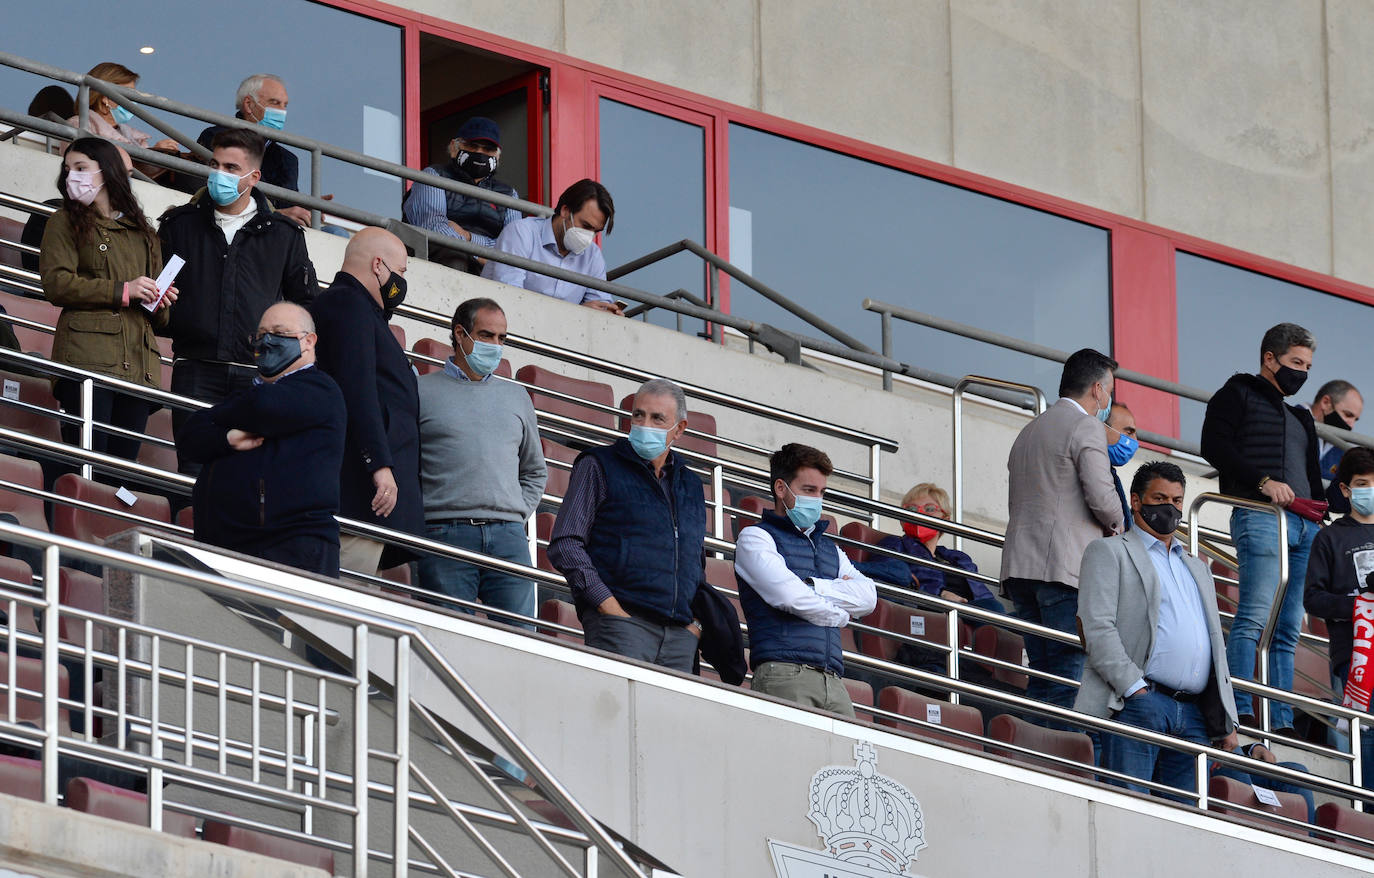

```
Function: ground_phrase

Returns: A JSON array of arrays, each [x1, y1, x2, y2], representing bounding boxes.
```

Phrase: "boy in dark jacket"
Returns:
[[177, 303, 345, 577], [1304, 446, 1374, 786]]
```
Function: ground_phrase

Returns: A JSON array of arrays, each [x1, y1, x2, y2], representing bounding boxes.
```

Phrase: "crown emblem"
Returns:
[[802, 741, 926, 873]]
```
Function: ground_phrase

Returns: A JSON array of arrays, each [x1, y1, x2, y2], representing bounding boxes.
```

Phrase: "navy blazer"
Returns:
[[311, 272, 423, 565]]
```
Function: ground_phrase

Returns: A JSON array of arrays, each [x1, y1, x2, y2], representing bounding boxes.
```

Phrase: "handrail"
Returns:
[[864, 297, 1374, 453], [951, 375, 1047, 549]]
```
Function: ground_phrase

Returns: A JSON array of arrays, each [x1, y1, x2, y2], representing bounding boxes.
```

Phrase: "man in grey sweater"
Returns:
[[417, 298, 547, 629]]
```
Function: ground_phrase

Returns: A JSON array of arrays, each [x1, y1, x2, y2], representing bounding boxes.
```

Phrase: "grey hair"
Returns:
[[636, 378, 687, 422], [1314, 378, 1359, 406], [1260, 322, 1316, 359], [236, 74, 285, 108]]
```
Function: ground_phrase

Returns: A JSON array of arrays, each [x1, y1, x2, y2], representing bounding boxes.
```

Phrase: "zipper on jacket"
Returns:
[[258, 479, 266, 527]]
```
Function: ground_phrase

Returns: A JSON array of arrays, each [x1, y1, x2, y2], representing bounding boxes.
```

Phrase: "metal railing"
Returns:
[[0, 520, 660, 877], [950, 375, 1048, 550]]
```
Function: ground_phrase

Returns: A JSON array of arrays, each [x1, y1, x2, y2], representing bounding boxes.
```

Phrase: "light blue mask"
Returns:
[[1351, 486, 1374, 517], [463, 340, 502, 377], [111, 105, 135, 126], [1096, 402, 1111, 423], [628, 425, 670, 460], [259, 107, 287, 131], [1108, 432, 1138, 467], [783, 482, 824, 531], [207, 169, 246, 206]]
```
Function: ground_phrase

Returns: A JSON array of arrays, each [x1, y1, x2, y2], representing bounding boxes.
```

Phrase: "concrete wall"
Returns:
[[406, 0, 1371, 287]]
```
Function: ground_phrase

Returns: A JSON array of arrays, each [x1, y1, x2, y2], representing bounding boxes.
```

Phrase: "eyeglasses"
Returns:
[[906, 503, 945, 517], [248, 330, 307, 345]]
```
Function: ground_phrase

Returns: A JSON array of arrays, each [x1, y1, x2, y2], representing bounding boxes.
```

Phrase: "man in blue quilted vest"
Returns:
[[735, 443, 877, 717], [548, 378, 707, 671]]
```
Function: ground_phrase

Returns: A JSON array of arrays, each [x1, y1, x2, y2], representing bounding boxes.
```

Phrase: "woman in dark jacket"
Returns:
[[38, 137, 176, 461]]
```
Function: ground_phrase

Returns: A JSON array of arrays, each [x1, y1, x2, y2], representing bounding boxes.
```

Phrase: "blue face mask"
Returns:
[[1351, 486, 1374, 517], [460, 327, 502, 377], [259, 107, 287, 131], [1108, 432, 1138, 467], [628, 425, 670, 460], [782, 482, 824, 531], [111, 104, 135, 126], [207, 169, 247, 206]]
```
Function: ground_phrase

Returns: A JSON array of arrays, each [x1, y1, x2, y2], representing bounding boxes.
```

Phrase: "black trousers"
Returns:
[[250, 534, 340, 579], [53, 380, 150, 463]]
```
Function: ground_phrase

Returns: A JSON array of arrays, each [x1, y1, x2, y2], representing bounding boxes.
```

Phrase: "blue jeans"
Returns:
[[417, 520, 536, 630], [1331, 663, 1374, 790], [1005, 579, 1084, 719], [1102, 688, 1209, 801], [1212, 758, 1316, 823], [1227, 508, 1317, 728]]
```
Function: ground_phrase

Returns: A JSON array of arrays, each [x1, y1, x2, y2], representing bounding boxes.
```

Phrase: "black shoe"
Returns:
[[1237, 713, 1256, 728], [1274, 726, 1297, 737]]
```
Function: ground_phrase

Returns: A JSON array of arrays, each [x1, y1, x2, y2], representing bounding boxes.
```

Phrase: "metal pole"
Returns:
[[1356, 715, 1365, 813], [393, 634, 410, 878], [310, 149, 322, 230], [76, 83, 88, 131], [951, 376, 1045, 550], [79, 378, 94, 480], [880, 311, 893, 392], [712, 464, 725, 543], [946, 608, 961, 705], [40, 543, 59, 806], [869, 443, 882, 528], [353, 623, 370, 878]]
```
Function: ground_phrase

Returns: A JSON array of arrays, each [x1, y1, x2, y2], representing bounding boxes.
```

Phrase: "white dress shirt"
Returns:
[[734, 525, 878, 627]]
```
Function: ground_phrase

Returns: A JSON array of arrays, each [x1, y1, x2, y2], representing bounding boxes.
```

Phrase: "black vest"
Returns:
[[415, 161, 517, 240]]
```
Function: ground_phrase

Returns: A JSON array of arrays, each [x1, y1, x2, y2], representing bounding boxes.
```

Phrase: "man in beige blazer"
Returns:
[[1076, 461, 1238, 799], [1001, 348, 1124, 715]]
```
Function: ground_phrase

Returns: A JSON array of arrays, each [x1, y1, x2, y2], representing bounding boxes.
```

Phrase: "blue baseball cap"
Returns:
[[455, 116, 500, 147]]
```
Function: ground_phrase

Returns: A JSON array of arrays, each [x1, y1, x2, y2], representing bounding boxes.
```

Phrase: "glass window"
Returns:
[[597, 99, 706, 330], [1176, 252, 1374, 441], [727, 124, 1110, 401], [0, 0, 403, 218]]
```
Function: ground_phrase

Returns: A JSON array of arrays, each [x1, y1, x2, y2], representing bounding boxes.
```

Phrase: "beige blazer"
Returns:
[[999, 398, 1123, 587], [1073, 528, 1238, 738]]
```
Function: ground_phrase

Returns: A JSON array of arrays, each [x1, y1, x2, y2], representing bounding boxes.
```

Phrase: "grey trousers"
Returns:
[[750, 661, 855, 718], [581, 611, 698, 673]]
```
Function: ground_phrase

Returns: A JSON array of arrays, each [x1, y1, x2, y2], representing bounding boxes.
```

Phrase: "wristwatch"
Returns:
[[1257, 475, 1271, 492]]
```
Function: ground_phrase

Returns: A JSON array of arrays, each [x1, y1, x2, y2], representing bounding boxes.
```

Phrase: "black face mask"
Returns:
[[250, 332, 302, 378], [1272, 363, 1308, 397], [1138, 502, 1183, 537], [1325, 410, 1353, 431], [377, 266, 407, 318], [456, 150, 497, 180]]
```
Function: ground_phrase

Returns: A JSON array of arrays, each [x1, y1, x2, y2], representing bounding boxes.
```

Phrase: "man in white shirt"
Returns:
[[735, 443, 877, 717]]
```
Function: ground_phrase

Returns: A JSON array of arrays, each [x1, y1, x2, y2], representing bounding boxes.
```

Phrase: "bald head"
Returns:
[[342, 227, 408, 307], [254, 301, 317, 381]]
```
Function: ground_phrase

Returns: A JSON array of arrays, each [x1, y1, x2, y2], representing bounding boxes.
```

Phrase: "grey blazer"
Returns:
[[1000, 398, 1123, 587], [1073, 528, 1239, 738]]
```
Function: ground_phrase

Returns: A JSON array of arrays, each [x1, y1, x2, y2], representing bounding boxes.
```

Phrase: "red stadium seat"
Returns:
[[875, 686, 983, 751], [844, 679, 874, 709], [1316, 801, 1374, 850], [389, 324, 407, 351], [0, 754, 42, 801], [0, 219, 24, 271], [1308, 616, 1329, 639], [859, 598, 973, 666], [616, 394, 718, 457], [1207, 776, 1308, 830], [972, 625, 1029, 692], [57, 567, 103, 649], [0, 557, 37, 635], [52, 474, 171, 543], [0, 453, 48, 533], [135, 408, 177, 476], [0, 370, 62, 445], [541, 439, 578, 502], [65, 776, 197, 836], [0, 290, 59, 358], [534, 512, 556, 572], [837, 521, 894, 563], [0, 652, 70, 733], [515, 365, 615, 433], [987, 714, 1094, 779], [1294, 640, 1334, 701], [537, 599, 582, 643], [175, 506, 193, 531], [202, 819, 336, 873]]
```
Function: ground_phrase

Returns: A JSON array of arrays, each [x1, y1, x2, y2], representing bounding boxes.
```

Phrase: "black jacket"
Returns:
[[178, 366, 346, 552], [157, 189, 317, 363], [691, 583, 747, 685], [311, 272, 423, 565], [1303, 515, 1374, 674], [197, 117, 300, 191], [1201, 372, 1323, 503]]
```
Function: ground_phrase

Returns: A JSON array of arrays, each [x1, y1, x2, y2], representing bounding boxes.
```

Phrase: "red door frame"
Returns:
[[314, 0, 1374, 435], [417, 70, 547, 204]]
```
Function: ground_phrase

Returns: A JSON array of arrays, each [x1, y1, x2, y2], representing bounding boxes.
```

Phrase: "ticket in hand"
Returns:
[[143, 254, 185, 312]]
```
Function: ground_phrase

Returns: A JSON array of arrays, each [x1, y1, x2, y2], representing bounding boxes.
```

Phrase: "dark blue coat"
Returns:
[[178, 366, 345, 552], [311, 272, 423, 565]]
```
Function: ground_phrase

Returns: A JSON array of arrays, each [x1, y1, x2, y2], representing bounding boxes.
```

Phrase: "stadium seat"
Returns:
[[0, 453, 49, 532], [0, 652, 70, 733], [202, 819, 336, 873], [986, 714, 1094, 779], [0, 219, 24, 271], [52, 474, 172, 544], [0, 370, 62, 445], [971, 625, 1029, 692], [155, 338, 173, 391], [616, 394, 718, 457], [1294, 641, 1334, 701], [515, 365, 616, 434], [537, 599, 582, 642], [859, 598, 973, 666], [175, 506, 193, 531], [65, 776, 197, 837], [533, 511, 555, 572], [0, 290, 59, 358], [837, 521, 894, 564], [57, 567, 102, 649], [1308, 616, 1329, 639], [875, 686, 984, 751], [541, 438, 578, 502], [1316, 801, 1374, 850], [389, 324, 406, 352], [845, 679, 874, 710], [0, 753, 42, 801], [0, 557, 37, 635], [135, 408, 177, 476], [1207, 776, 1308, 830], [412, 338, 512, 378]]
